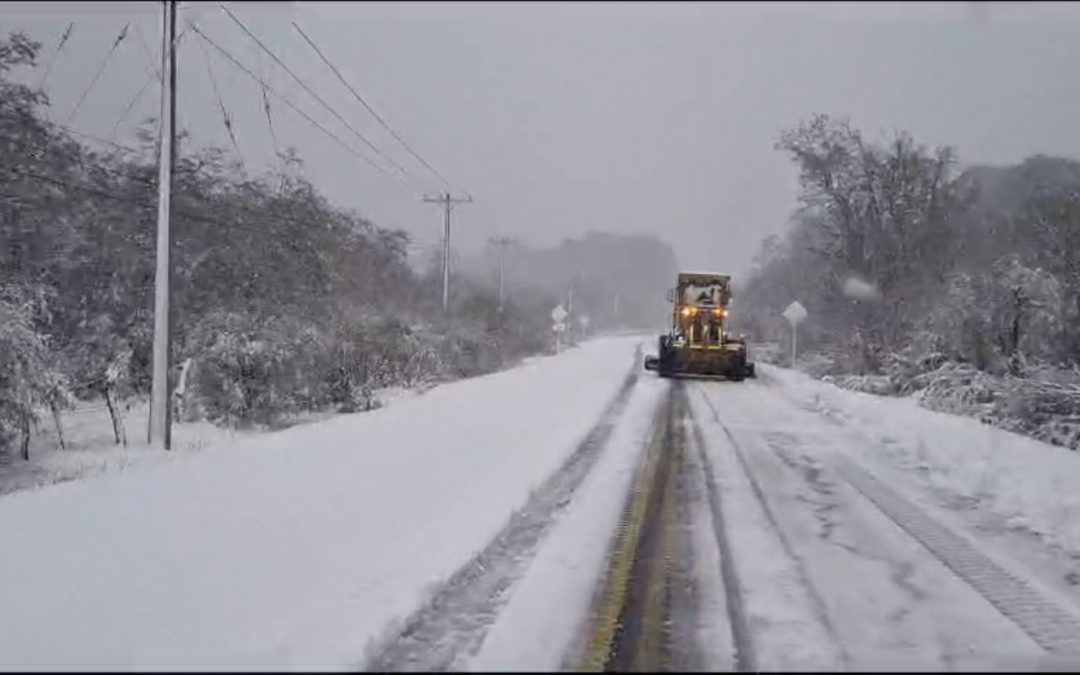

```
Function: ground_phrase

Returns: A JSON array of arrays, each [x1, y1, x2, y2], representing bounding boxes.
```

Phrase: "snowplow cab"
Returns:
[[643, 272, 755, 380]]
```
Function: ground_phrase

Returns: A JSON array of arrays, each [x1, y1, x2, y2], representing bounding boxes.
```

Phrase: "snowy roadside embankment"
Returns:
[[2, 385, 423, 499], [763, 364, 1080, 557], [758, 346, 1080, 453], [0, 336, 643, 670]]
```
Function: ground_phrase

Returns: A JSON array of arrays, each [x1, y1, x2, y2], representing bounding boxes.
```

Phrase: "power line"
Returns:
[[133, 22, 162, 81], [423, 192, 472, 311], [0, 163, 156, 211], [0, 152, 403, 243], [215, 2, 420, 187], [187, 22, 399, 182], [66, 23, 131, 125], [108, 72, 158, 143], [0, 131, 157, 188], [38, 22, 75, 90], [195, 35, 245, 169], [291, 21, 452, 190], [52, 123, 141, 155], [107, 27, 189, 144], [3, 128, 322, 231], [250, 23, 282, 169], [261, 82, 280, 161], [0, 162, 264, 238]]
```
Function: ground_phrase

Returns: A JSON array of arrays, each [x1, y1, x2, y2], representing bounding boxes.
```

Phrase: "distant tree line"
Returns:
[[462, 231, 679, 335], [0, 31, 555, 456], [740, 113, 1080, 447]]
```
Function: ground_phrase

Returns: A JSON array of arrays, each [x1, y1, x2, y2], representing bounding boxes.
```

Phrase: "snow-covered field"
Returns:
[[0, 387, 421, 498], [0, 336, 643, 670]]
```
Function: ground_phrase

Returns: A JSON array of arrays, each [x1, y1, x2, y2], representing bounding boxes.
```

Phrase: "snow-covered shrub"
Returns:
[[797, 351, 846, 378], [822, 374, 898, 396], [751, 341, 784, 365], [0, 299, 55, 457], [184, 312, 311, 428]]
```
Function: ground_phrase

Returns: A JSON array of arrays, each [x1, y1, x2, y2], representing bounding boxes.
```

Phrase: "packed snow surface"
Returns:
[[8, 338, 1080, 672], [766, 364, 1080, 558], [465, 374, 669, 671], [0, 336, 642, 670]]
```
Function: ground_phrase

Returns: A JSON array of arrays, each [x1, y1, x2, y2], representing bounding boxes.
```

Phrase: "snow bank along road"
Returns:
[[0, 337, 642, 670], [6, 336, 1080, 670]]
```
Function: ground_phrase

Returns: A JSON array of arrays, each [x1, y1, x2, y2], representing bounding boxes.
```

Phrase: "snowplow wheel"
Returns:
[[657, 335, 673, 378]]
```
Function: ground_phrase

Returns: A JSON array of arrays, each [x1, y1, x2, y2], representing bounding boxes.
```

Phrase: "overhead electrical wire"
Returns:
[[66, 23, 131, 125], [215, 2, 422, 188], [291, 21, 452, 191], [38, 22, 75, 90], [250, 22, 282, 170], [187, 22, 402, 183], [51, 122, 142, 155], [107, 73, 158, 143], [106, 28, 189, 144], [0, 160, 419, 258], [133, 22, 162, 81], [196, 36, 246, 169], [0, 131, 157, 188], [0, 162, 278, 237], [260, 80, 280, 161]]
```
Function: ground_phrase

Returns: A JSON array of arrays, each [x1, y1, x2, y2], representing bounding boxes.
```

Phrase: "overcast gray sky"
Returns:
[[5, 1, 1080, 277]]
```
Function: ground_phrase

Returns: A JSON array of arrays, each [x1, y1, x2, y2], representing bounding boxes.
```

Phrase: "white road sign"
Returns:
[[551, 304, 568, 323], [553, 321, 567, 333], [782, 301, 808, 326]]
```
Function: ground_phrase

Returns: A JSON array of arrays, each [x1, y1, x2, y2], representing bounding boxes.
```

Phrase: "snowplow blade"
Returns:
[[655, 341, 753, 381]]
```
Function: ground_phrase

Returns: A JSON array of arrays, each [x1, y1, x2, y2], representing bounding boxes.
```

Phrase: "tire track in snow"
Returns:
[[763, 434, 931, 625], [753, 372, 1080, 656], [694, 384, 848, 669], [363, 345, 643, 671], [832, 454, 1080, 655], [682, 383, 758, 672]]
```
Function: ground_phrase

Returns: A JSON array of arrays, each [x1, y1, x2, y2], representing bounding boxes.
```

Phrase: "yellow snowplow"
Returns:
[[643, 272, 755, 380]]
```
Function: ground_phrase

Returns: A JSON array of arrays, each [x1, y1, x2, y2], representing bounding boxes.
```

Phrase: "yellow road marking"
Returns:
[[578, 402, 668, 671], [634, 406, 681, 671]]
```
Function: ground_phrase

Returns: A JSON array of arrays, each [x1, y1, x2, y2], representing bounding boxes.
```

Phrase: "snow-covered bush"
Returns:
[[0, 299, 56, 457]]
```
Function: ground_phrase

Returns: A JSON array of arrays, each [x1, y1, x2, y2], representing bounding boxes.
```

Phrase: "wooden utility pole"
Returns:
[[148, 0, 177, 449], [423, 192, 472, 312], [488, 236, 516, 312]]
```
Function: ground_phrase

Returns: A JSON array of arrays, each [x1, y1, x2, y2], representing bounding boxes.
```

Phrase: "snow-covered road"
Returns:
[[684, 373, 1078, 671], [4, 338, 1080, 671], [471, 364, 1080, 671]]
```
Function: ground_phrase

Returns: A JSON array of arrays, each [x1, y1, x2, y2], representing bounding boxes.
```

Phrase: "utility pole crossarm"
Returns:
[[422, 192, 472, 312]]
